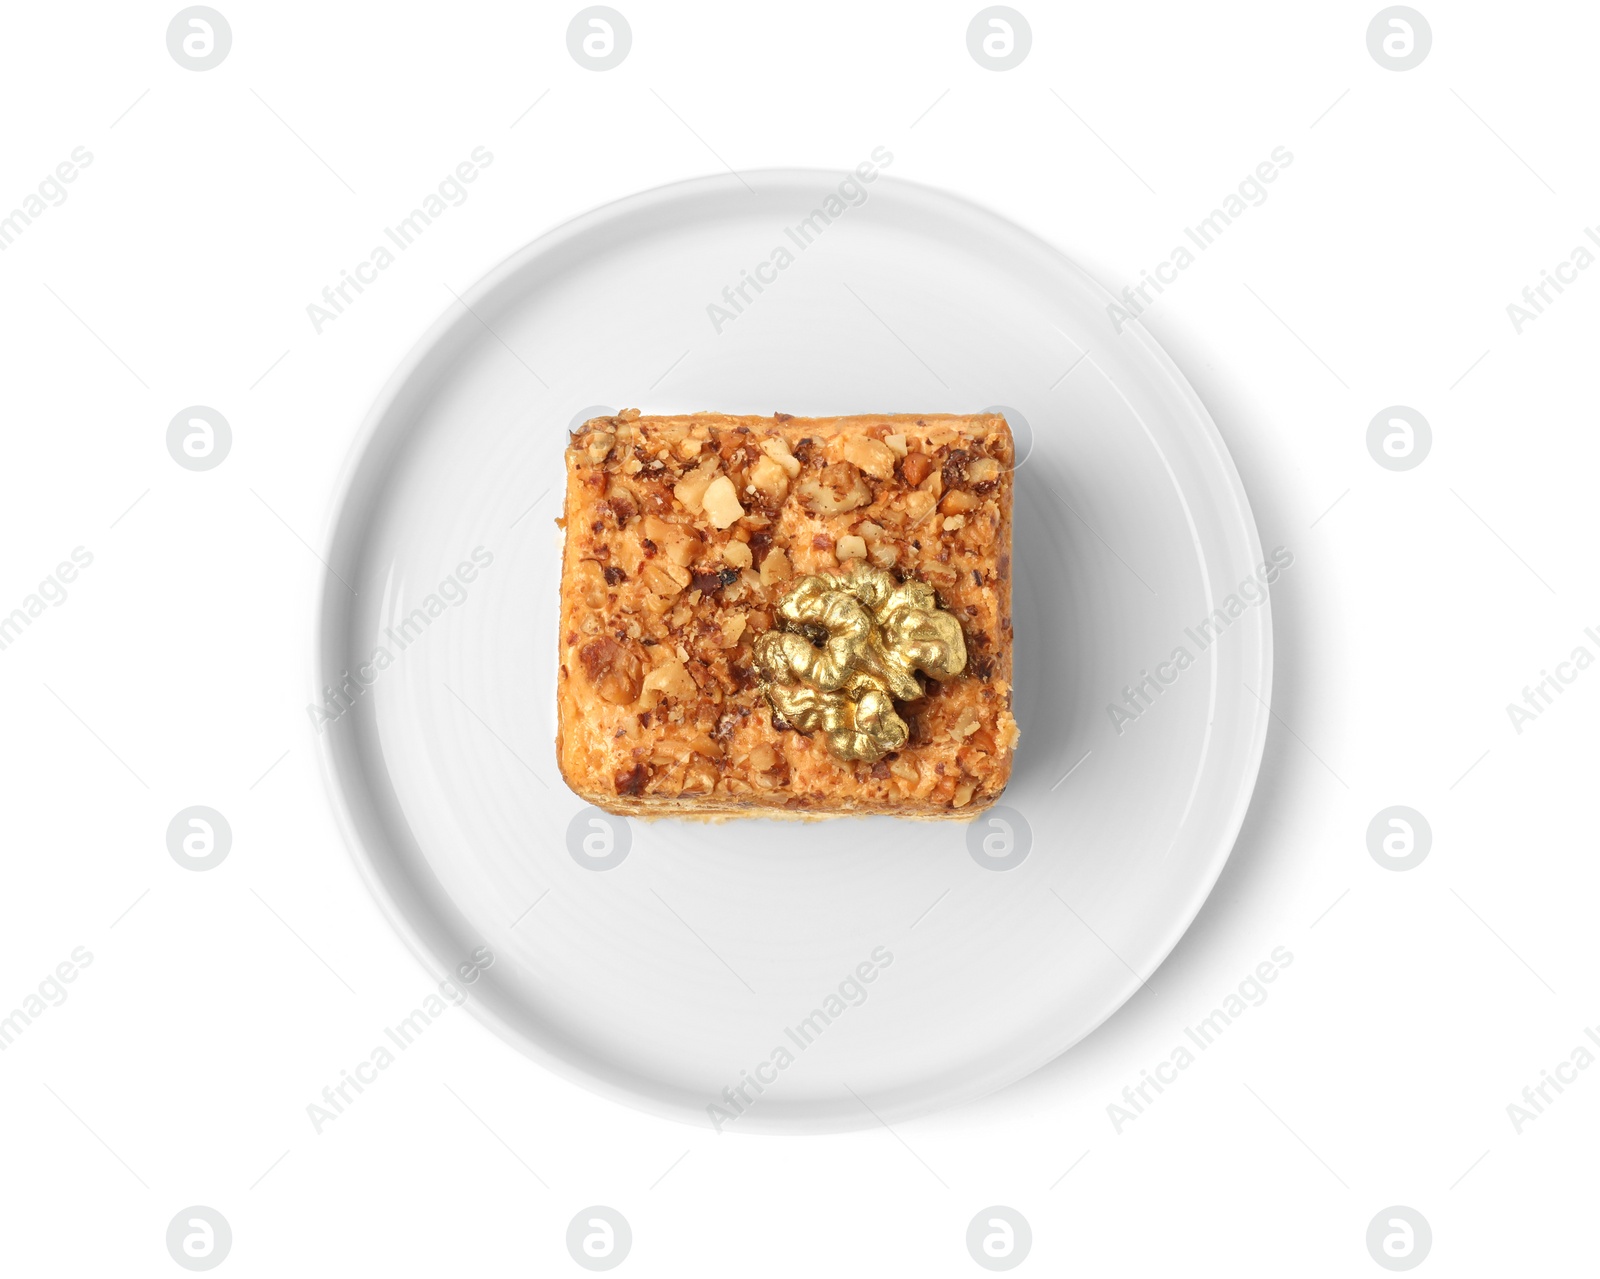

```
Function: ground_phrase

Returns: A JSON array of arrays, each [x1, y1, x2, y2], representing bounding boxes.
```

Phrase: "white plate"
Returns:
[[314, 170, 1272, 1133]]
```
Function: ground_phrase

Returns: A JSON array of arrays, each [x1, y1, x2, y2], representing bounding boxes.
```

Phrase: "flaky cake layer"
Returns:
[[555, 411, 1016, 818]]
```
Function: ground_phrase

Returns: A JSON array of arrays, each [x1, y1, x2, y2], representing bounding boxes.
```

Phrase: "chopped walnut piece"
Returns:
[[759, 435, 801, 478], [796, 462, 870, 515], [673, 457, 719, 514], [666, 536, 704, 568], [641, 514, 703, 567], [749, 454, 790, 502], [759, 547, 792, 587], [747, 743, 777, 771], [951, 706, 981, 739], [642, 659, 697, 700], [904, 490, 937, 525], [579, 637, 642, 705], [901, 452, 933, 486], [682, 757, 718, 793], [887, 756, 919, 783], [701, 475, 745, 529], [841, 435, 896, 480], [640, 561, 689, 598]]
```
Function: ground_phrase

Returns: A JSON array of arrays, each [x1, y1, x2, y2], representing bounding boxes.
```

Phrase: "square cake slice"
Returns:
[[556, 410, 1017, 818]]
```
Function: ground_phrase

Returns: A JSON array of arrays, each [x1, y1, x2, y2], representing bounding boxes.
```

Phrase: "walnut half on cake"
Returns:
[[555, 411, 1017, 818]]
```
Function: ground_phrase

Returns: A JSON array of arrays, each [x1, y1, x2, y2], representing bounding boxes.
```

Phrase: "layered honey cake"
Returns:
[[555, 410, 1017, 818]]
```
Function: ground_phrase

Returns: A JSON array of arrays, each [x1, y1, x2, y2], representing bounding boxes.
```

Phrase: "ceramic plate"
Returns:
[[314, 169, 1272, 1132]]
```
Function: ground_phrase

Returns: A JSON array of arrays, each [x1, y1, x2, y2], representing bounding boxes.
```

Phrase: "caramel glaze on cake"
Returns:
[[555, 411, 1017, 818]]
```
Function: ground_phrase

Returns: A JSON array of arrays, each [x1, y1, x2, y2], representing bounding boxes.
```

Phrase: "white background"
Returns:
[[2, 0, 1595, 1273]]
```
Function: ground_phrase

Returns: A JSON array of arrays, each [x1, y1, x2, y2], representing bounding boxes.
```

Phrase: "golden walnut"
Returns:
[[753, 562, 967, 764]]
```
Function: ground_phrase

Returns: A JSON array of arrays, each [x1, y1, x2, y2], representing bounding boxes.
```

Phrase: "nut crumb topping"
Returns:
[[556, 412, 1017, 816]]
